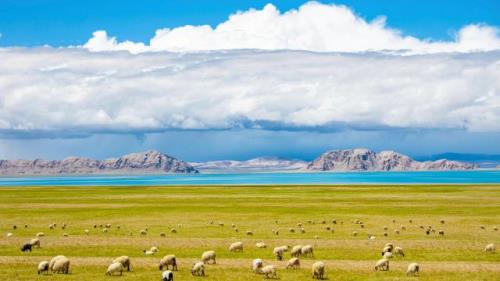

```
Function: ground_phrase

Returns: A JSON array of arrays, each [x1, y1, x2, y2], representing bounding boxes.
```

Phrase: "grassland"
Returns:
[[0, 184, 499, 280]]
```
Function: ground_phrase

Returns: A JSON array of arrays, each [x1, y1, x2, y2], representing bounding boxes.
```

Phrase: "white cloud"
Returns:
[[0, 48, 498, 138], [83, 2, 500, 54]]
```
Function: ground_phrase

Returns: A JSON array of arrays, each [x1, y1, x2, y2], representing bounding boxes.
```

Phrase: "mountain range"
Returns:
[[0, 148, 480, 176]]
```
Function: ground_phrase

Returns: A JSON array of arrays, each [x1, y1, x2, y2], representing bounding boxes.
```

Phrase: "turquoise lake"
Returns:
[[0, 171, 499, 186]]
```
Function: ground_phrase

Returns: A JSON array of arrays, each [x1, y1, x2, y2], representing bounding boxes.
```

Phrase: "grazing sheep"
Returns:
[[383, 252, 393, 259], [170, 228, 177, 234], [484, 243, 496, 253], [159, 255, 177, 271], [301, 245, 314, 257], [383, 232, 388, 237], [63, 233, 69, 237], [374, 258, 389, 271], [12, 224, 17, 230], [261, 265, 277, 279], [493, 226, 498, 231], [150, 246, 160, 253], [49, 224, 55, 230], [30, 238, 41, 248], [394, 246, 405, 257], [6, 232, 13, 237], [381, 246, 392, 256], [394, 229, 400, 235], [383, 226, 388, 231], [286, 257, 300, 269], [439, 230, 445, 236], [480, 225, 485, 230], [49, 255, 65, 271], [52, 256, 70, 274], [409, 219, 413, 224], [252, 258, 264, 273], [289, 228, 295, 233], [84, 229, 89, 235], [401, 226, 406, 230], [368, 235, 376, 240], [106, 262, 124, 276], [113, 256, 131, 272], [160, 232, 166, 237], [246, 230, 253, 236], [407, 262, 420, 276], [102, 229, 107, 234], [219, 222, 224, 227], [140, 229, 148, 235], [352, 231, 358, 236], [291, 245, 303, 257], [332, 219, 337, 224], [36, 232, 45, 237], [312, 261, 325, 279], [161, 270, 174, 281], [37, 261, 49, 275], [21, 243, 32, 252], [273, 246, 286, 261], [201, 250, 216, 264], [256, 242, 267, 248], [144, 250, 155, 256], [229, 242, 243, 252], [191, 261, 205, 276], [300, 228, 306, 234], [440, 219, 445, 224]]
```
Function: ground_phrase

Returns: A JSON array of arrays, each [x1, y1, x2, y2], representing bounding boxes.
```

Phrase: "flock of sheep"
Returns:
[[6, 218, 498, 280]]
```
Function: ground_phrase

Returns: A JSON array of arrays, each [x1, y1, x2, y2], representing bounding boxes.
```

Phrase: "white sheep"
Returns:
[[383, 252, 393, 259], [252, 258, 263, 273], [394, 246, 405, 257], [49, 255, 65, 272], [291, 245, 303, 257], [484, 243, 496, 253], [150, 246, 160, 253], [191, 261, 205, 276], [106, 262, 124, 276], [312, 261, 325, 279], [352, 231, 358, 236], [374, 258, 389, 271], [406, 262, 420, 276], [229, 241, 243, 252], [30, 238, 41, 248], [161, 270, 174, 281], [261, 265, 277, 279], [301, 245, 314, 257], [6, 232, 13, 237], [201, 250, 216, 264], [381, 246, 392, 256], [273, 246, 287, 261], [159, 255, 177, 271], [286, 257, 300, 269], [113, 256, 131, 272], [36, 232, 45, 237], [51, 256, 70, 274], [256, 242, 267, 248], [144, 250, 155, 255], [37, 261, 49, 275], [246, 230, 253, 236], [140, 229, 148, 235], [84, 229, 89, 235]]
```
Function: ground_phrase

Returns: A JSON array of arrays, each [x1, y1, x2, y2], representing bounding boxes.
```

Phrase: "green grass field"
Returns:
[[0, 185, 499, 280]]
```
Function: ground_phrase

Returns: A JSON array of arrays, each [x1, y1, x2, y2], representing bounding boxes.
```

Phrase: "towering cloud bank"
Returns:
[[0, 2, 499, 140], [0, 49, 498, 138], [83, 2, 500, 54]]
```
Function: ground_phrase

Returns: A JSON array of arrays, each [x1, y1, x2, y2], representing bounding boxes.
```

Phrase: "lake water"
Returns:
[[0, 171, 499, 186]]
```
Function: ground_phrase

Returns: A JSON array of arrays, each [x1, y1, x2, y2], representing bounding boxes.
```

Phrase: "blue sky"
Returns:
[[0, 1, 499, 161], [1, 0, 499, 46]]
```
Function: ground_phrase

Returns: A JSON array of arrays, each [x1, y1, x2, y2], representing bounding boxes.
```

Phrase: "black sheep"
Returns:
[[21, 243, 32, 252]]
